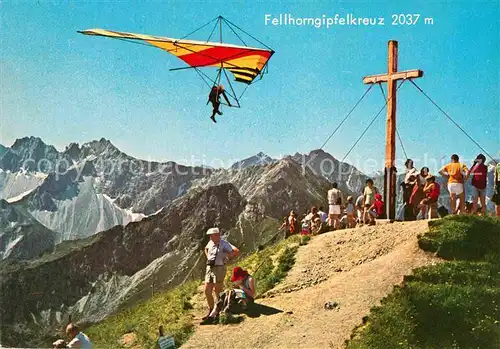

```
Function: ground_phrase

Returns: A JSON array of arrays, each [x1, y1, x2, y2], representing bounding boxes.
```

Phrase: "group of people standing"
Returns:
[[279, 180, 387, 237], [200, 153, 500, 329], [402, 160, 442, 220], [403, 154, 500, 218]]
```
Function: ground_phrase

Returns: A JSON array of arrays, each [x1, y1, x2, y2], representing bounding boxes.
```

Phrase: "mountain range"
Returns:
[[0, 136, 496, 347]]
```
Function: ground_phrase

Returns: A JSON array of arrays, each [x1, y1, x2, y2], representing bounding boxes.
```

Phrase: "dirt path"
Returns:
[[182, 221, 441, 349]]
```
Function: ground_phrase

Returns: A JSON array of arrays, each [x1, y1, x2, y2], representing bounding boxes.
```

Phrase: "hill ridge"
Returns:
[[183, 221, 441, 349]]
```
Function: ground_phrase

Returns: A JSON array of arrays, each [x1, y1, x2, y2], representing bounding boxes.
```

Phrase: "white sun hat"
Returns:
[[206, 227, 220, 235]]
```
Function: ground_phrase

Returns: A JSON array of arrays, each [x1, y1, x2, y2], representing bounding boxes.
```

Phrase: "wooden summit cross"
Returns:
[[363, 40, 423, 220]]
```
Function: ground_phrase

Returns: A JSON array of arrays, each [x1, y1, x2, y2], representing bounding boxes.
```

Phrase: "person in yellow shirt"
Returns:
[[439, 154, 469, 214]]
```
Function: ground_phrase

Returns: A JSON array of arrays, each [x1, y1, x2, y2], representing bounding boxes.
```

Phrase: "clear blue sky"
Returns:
[[1, 0, 499, 173]]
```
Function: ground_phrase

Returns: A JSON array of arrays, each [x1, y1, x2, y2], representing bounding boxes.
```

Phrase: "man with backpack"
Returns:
[[439, 154, 469, 214]]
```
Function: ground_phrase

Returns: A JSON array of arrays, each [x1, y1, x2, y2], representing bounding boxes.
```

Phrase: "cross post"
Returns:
[[362, 40, 424, 220]]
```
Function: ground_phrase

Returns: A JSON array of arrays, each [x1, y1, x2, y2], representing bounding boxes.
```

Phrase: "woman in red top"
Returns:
[[419, 174, 440, 219], [469, 154, 488, 215], [368, 193, 384, 225]]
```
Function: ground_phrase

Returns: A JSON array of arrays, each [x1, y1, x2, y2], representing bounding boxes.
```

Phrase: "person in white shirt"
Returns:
[[202, 227, 239, 323], [327, 182, 343, 230], [65, 323, 92, 348]]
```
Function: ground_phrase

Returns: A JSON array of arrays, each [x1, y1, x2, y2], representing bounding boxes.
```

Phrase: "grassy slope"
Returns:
[[346, 215, 500, 349], [84, 234, 301, 348], [85, 281, 198, 348]]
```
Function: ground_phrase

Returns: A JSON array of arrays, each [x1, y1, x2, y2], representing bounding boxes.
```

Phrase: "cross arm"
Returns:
[[363, 69, 424, 84]]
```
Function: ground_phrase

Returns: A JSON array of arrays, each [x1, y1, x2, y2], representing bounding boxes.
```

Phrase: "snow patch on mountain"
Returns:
[[27, 176, 143, 241], [0, 169, 47, 202], [0, 199, 56, 260]]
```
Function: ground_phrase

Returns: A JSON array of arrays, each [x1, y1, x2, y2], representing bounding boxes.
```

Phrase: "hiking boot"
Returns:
[[200, 315, 218, 325], [201, 307, 213, 321]]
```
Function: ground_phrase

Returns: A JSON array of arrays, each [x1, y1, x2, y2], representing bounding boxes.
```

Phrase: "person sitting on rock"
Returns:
[[304, 206, 321, 235], [418, 174, 440, 219], [202, 267, 256, 324], [368, 193, 384, 225]]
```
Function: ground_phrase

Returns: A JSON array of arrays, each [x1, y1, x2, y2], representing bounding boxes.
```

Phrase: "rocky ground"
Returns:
[[183, 220, 441, 349]]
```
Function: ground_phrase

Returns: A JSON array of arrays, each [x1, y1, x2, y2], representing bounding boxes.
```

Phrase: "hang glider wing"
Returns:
[[78, 29, 274, 84]]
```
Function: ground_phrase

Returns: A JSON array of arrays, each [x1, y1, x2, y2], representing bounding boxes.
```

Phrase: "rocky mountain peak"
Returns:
[[82, 138, 120, 156], [230, 151, 275, 170], [11, 136, 46, 150], [2, 137, 69, 173], [64, 143, 81, 161]]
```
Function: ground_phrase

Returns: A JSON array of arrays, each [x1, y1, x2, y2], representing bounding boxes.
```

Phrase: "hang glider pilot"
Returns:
[[208, 84, 231, 123]]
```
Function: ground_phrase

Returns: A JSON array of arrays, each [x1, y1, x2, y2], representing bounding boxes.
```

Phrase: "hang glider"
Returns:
[[78, 16, 275, 108]]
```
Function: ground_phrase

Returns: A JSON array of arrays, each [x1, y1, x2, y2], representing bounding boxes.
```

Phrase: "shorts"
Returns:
[[357, 209, 364, 219], [472, 187, 486, 199], [329, 205, 341, 215], [205, 265, 226, 284], [447, 182, 464, 195], [421, 197, 438, 206], [369, 209, 378, 218]]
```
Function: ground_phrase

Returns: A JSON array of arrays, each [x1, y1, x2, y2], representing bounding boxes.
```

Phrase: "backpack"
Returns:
[[437, 206, 448, 218]]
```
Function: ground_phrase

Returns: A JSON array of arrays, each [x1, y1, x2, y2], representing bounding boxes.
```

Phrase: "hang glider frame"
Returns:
[[78, 16, 274, 108], [169, 15, 273, 108]]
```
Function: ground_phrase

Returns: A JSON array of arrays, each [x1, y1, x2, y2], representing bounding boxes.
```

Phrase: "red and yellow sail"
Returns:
[[79, 29, 273, 84]]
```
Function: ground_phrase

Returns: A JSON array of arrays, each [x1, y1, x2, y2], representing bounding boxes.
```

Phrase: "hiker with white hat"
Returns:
[[202, 227, 239, 324]]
